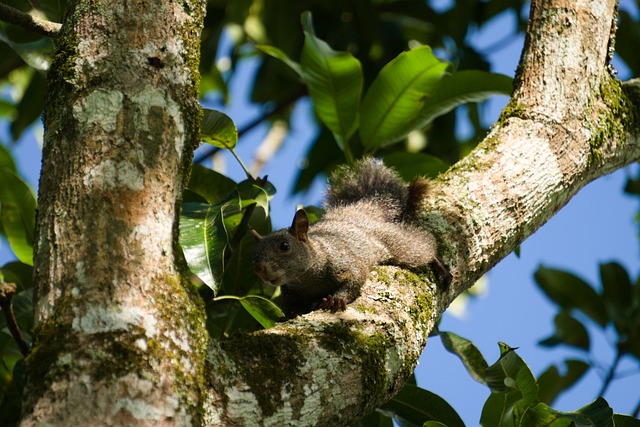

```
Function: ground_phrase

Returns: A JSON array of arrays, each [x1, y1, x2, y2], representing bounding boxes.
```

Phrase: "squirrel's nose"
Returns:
[[254, 261, 267, 276]]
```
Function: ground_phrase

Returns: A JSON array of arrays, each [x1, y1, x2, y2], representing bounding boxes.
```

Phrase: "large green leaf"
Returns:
[[440, 331, 488, 384], [200, 108, 238, 150], [537, 360, 589, 405], [0, 168, 36, 265], [520, 399, 614, 427], [359, 46, 448, 149], [379, 383, 464, 427], [179, 179, 273, 294], [180, 198, 239, 293], [534, 267, 608, 327], [300, 12, 362, 152], [539, 311, 590, 350], [391, 70, 512, 141], [481, 344, 538, 427]]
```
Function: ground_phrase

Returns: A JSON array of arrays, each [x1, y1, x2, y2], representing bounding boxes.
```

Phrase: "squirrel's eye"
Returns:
[[279, 241, 290, 252]]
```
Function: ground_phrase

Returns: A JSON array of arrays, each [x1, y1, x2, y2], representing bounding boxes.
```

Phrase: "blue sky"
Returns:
[[2, 1, 639, 424]]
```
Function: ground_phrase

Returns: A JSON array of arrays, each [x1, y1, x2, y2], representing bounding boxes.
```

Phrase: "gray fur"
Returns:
[[252, 157, 442, 316]]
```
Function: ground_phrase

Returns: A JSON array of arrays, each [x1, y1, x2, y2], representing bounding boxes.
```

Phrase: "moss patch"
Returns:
[[219, 331, 307, 417]]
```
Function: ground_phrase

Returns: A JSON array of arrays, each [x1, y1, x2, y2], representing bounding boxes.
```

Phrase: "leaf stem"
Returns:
[[230, 148, 254, 181], [0, 282, 30, 356]]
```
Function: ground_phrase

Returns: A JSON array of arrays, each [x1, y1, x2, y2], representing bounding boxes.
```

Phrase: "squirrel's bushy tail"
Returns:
[[325, 157, 428, 222]]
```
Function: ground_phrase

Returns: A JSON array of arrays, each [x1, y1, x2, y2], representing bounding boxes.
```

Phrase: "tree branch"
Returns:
[[0, 282, 30, 356], [0, 3, 61, 38]]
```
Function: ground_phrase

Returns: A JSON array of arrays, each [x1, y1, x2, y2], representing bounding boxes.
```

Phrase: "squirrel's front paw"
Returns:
[[319, 295, 347, 312]]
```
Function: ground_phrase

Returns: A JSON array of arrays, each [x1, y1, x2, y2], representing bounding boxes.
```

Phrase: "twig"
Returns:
[[596, 349, 622, 398], [0, 282, 30, 357], [633, 397, 640, 418], [0, 3, 61, 38]]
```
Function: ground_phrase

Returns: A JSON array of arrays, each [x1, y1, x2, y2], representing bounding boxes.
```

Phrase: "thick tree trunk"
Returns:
[[22, 1, 207, 425]]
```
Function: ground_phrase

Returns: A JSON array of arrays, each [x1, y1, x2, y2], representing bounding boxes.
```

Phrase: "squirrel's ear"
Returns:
[[290, 209, 309, 242], [250, 229, 263, 242]]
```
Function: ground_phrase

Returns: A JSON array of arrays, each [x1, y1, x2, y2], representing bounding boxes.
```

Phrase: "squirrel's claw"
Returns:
[[319, 295, 347, 312]]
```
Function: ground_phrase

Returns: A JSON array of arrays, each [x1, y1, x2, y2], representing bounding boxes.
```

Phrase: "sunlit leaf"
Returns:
[[179, 194, 240, 293], [359, 46, 448, 149], [200, 108, 238, 149], [300, 11, 362, 151], [380, 71, 511, 148], [481, 344, 538, 426]]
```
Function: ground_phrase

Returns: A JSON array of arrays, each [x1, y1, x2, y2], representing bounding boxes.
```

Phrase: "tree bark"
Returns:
[[20, 0, 640, 426], [22, 1, 208, 425]]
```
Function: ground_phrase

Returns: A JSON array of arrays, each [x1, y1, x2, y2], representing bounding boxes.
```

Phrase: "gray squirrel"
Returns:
[[251, 157, 448, 316]]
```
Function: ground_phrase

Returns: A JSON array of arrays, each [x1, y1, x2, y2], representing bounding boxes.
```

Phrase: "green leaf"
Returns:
[[534, 266, 608, 328], [537, 360, 589, 405], [187, 164, 237, 204], [440, 331, 488, 384], [379, 383, 464, 427], [359, 46, 449, 149], [256, 45, 303, 77], [0, 145, 17, 173], [179, 196, 240, 293], [480, 345, 538, 426], [521, 398, 614, 427], [539, 311, 590, 350], [599, 262, 634, 335], [520, 403, 589, 427], [613, 413, 640, 426], [11, 71, 47, 141], [0, 29, 53, 71], [200, 108, 238, 149], [0, 168, 36, 265], [238, 295, 284, 328], [383, 152, 449, 181], [575, 397, 614, 427], [300, 11, 363, 151], [377, 70, 512, 149]]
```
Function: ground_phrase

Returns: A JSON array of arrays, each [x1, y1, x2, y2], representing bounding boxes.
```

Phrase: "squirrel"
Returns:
[[251, 157, 449, 316]]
